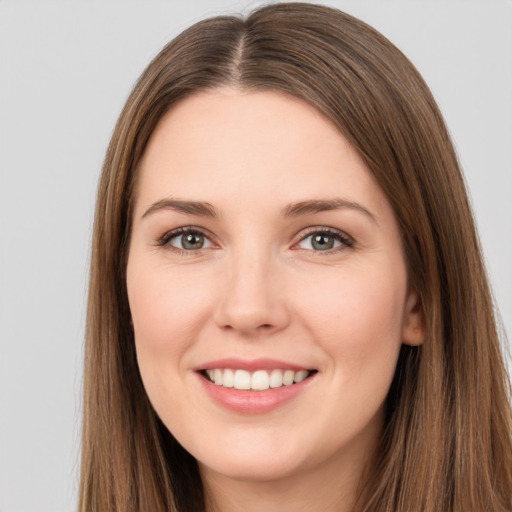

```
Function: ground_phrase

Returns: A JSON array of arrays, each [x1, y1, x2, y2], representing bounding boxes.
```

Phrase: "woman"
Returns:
[[79, 3, 512, 511]]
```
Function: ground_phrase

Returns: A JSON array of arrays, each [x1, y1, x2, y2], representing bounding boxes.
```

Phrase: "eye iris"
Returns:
[[182, 232, 204, 250], [312, 234, 334, 250]]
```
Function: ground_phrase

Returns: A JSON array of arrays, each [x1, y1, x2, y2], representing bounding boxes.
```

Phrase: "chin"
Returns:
[[198, 453, 306, 483], [190, 430, 311, 482]]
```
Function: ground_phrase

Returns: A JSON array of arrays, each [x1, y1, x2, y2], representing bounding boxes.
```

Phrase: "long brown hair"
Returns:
[[79, 3, 512, 511]]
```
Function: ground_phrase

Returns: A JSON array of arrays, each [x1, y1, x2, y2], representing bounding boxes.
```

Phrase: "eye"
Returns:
[[296, 228, 353, 252], [161, 228, 213, 251]]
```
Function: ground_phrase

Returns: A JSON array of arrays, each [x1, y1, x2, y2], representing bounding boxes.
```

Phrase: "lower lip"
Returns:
[[197, 373, 315, 414]]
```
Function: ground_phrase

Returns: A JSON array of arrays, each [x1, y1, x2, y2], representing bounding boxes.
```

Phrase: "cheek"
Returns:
[[128, 266, 212, 357], [295, 263, 406, 381], [126, 262, 216, 426], [284, 266, 405, 455], [126, 262, 217, 422]]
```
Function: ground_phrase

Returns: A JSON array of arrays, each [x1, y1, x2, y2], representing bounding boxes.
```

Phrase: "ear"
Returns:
[[401, 290, 424, 346]]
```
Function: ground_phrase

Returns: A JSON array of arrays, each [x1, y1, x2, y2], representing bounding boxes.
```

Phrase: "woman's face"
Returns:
[[127, 89, 423, 483]]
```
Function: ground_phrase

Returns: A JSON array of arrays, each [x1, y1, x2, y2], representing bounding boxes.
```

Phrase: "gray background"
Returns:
[[1, 1, 511, 511]]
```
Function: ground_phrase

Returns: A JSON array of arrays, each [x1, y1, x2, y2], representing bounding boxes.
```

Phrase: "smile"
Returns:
[[195, 358, 318, 413], [202, 368, 314, 391]]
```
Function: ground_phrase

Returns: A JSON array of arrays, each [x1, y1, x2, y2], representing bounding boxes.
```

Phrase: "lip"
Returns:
[[194, 358, 317, 414], [193, 357, 312, 372]]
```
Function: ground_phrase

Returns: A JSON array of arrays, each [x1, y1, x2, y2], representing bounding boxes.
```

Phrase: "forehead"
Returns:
[[135, 88, 390, 220]]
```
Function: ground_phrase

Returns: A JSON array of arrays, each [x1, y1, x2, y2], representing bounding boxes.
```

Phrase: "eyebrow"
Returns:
[[142, 199, 219, 219], [141, 197, 377, 224], [281, 198, 378, 224]]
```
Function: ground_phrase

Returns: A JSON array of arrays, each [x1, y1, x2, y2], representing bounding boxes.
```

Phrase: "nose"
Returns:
[[213, 252, 290, 337]]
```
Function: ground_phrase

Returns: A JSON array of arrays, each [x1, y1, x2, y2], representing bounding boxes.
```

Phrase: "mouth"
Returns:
[[199, 368, 318, 391], [194, 358, 318, 413]]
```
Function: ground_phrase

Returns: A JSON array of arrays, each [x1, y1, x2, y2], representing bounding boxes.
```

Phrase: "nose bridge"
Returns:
[[214, 241, 289, 334]]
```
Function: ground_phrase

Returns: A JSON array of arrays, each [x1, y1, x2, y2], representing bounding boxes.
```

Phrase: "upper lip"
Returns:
[[194, 358, 313, 372]]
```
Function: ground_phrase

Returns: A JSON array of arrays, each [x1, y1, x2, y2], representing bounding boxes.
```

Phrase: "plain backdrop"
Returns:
[[1, 1, 511, 511]]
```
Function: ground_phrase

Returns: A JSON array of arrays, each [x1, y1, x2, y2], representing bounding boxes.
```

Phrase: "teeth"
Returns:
[[234, 369, 251, 390], [283, 370, 295, 386], [205, 368, 312, 390], [223, 368, 234, 388], [294, 370, 309, 383], [269, 369, 283, 388], [251, 370, 269, 391]]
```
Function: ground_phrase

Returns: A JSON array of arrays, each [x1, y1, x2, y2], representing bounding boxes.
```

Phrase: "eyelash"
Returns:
[[295, 227, 354, 253], [156, 226, 354, 255], [155, 227, 213, 257]]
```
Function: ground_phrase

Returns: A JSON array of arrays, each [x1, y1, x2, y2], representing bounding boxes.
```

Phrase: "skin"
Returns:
[[126, 89, 424, 512]]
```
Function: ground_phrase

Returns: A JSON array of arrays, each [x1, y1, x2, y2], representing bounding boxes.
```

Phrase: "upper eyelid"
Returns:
[[296, 226, 349, 236], [294, 226, 353, 243]]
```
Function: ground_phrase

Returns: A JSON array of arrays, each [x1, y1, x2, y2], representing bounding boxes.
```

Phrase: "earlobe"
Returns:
[[402, 291, 425, 346]]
